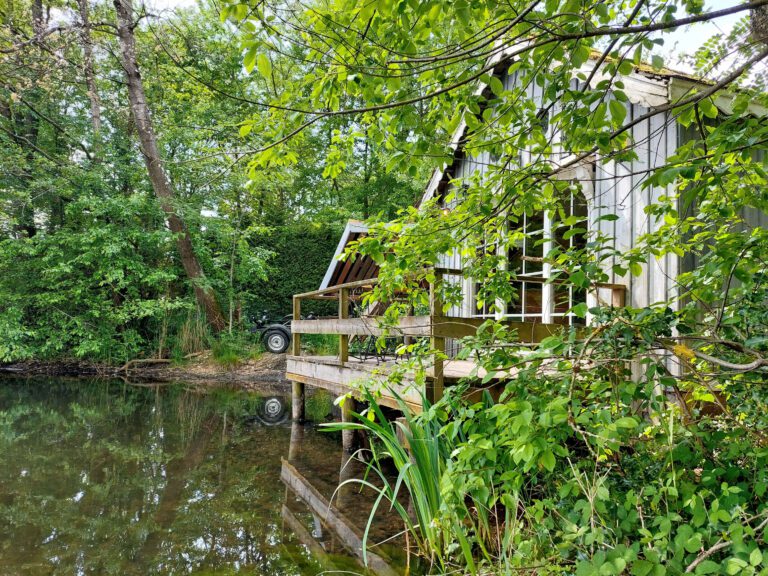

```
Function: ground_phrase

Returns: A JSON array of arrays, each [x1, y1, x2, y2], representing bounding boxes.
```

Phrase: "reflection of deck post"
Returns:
[[337, 449, 355, 509], [288, 420, 304, 461], [291, 294, 305, 422], [428, 270, 445, 404]]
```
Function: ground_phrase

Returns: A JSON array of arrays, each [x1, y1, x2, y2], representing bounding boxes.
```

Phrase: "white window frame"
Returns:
[[468, 158, 595, 324]]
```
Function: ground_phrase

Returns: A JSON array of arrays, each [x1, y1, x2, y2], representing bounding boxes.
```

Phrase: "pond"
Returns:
[[0, 377, 412, 575]]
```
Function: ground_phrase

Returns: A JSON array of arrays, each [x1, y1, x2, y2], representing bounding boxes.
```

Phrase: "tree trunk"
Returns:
[[31, 0, 44, 35], [112, 0, 226, 332], [76, 0, 102, 161]]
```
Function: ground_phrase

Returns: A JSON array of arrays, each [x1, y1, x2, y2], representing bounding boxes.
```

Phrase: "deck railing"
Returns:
[[290, 269, 627, 414]]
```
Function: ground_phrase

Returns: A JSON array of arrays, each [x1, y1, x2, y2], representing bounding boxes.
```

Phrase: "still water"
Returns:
[[0, 378, 409, 575]]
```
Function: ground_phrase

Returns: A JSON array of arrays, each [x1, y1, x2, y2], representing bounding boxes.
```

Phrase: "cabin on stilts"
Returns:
[[286, 54, 768, 439]]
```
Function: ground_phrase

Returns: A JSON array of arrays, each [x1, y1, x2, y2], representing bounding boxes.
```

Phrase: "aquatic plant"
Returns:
[[325, 390, 481, 573]]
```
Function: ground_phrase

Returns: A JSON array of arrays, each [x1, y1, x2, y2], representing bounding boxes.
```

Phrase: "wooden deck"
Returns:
[[286, 354, 484, 413], [288, 270, 627, 430]]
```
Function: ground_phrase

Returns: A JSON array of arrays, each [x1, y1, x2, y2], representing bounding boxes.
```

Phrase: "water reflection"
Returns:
[[283, 420, 416, 576], [0, 377, 405, 575]]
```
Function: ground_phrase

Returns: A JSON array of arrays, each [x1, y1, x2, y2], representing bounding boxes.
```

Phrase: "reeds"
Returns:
[[324, 390, 480, 574]]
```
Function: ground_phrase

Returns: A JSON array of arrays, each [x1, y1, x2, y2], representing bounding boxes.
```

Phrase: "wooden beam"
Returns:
[[428, 270, 445, 403], [292, 295, 302, 355], [285, 357, 423, 413], [281, 459, 400, 576], [292, 315, 562, 342], [295, 266, 473, 302], [339, 287, 349, 363], [294, 277, 380, 300], [611, 285, 626, 308]]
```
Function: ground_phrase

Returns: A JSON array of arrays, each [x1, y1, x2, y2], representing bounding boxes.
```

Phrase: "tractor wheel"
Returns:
[[263, 328, 290, 354]]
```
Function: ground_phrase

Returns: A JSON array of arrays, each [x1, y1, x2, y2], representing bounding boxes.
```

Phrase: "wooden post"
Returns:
[[337, 446, 356, 509], [428, 270, 445, 404], [612, 286, 626, 308], [291, 295, 305, 422], [341, 397, 355, 453], [339, 288, 349, 363], [292, 295, 302, 355], [337, 287, 355, 449]]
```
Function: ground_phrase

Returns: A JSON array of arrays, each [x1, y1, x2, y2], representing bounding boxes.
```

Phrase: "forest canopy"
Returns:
[[0, 0, 420, 362]]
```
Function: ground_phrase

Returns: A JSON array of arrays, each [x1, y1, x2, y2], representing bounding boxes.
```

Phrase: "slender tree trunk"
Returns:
[[113, 0, 226, 332], [31, 0, 44, 36], [76, 0, 102, 161], [12, 0, 46, 238]]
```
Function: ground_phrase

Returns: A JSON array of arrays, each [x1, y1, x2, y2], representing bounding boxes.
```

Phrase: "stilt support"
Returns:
[[291, 380, 305, 422], [341, 397, 356, 453]]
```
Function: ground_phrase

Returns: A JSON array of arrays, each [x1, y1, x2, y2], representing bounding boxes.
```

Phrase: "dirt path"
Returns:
[[0, 352, 289, 389]]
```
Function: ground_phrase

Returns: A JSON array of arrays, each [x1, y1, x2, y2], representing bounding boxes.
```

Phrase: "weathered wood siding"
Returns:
[[437, 69, 688, 317]]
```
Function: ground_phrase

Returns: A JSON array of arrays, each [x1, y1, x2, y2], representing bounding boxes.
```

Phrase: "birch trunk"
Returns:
[[113, 0, 226, 332]]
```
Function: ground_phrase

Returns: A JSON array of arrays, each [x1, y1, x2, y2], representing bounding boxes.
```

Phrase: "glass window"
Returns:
[[482, 185, 589, 325]]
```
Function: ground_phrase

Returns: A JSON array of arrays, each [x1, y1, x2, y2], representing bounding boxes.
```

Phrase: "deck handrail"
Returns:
[[293, 276, 381, 300], [293, 270, 626, 302]]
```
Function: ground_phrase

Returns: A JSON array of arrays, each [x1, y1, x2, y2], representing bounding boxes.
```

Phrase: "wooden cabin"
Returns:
[[286, 54, 768, 434]]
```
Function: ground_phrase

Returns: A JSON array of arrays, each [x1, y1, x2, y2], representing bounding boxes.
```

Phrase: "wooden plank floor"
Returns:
[[286, 354, 506, 412], [289, 354, 483, 379]]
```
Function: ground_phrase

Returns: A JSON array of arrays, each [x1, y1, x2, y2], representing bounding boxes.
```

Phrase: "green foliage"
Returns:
[[305, 389, 334, 422], [250, 223, 342, 318], [301, 333, 339, 356], [0, 193, 184, 363], [325, 391, 465, 570], [211, 331, 263, 369], [0, 0, 415, 363]]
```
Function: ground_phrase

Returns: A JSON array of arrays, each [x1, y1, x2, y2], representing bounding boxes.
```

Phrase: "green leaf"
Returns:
[[489, 75, 504, 97], [632, 560, 654, 576], [614, 417, 637, 429], [256, 53, 272, 79], [610, 99, 627, 125], [695, 560, 720, 574], [618, 59, 634, 75], [571, 302, 589, 318], [243, 47, 257, 73], [540, 450, 556, 471]]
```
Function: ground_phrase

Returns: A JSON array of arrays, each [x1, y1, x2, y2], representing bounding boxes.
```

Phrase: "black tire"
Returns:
[[263, 328, 290, 354], [257, 396, 288, 425]]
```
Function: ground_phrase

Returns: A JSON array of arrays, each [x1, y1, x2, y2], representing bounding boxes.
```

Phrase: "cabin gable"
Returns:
[[433, 63, 685, 318]]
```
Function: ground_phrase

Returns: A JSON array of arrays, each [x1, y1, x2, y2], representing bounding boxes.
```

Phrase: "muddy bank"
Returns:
[[0, 352, 289, 389]]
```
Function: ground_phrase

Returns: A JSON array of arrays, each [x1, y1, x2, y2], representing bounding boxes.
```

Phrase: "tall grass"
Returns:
[[324, 390, 481, 573], [175, 311, 209, 357], [302, 333, 339, 355]]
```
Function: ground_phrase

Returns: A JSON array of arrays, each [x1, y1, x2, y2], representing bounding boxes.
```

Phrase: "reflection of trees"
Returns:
[[0, 379, 325, 575]]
